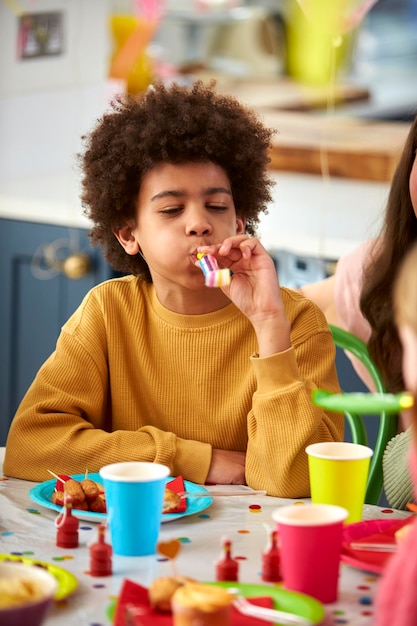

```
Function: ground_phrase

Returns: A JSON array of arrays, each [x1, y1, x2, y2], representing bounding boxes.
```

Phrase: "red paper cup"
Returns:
[[272, 504, 348, 604]]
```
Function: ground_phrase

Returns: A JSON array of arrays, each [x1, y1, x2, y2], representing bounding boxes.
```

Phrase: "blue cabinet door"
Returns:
[[0, 219, 115, 445]]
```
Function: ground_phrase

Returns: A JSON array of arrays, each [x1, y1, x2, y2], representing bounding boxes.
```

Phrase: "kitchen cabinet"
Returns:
[[0, 218, 115, 445]]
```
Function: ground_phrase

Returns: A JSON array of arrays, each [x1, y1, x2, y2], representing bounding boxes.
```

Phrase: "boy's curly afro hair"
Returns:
[[79, 80, 276, 279]]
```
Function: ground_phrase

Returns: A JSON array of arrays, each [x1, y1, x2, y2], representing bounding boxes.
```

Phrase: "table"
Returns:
[[0, 447, 409, 625]]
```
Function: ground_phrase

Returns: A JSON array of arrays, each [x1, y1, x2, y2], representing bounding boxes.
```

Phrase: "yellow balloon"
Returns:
[[296, 0, 380, 35]]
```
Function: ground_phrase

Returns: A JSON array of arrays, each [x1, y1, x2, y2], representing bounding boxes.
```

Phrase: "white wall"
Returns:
[[0, 0, 112, 181]]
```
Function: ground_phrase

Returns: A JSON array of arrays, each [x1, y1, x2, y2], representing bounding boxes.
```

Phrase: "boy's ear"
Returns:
[[113, 222, 140, 256], [236, 217, 246, 234]]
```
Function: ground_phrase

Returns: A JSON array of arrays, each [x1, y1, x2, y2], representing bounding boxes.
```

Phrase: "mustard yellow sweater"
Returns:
[[4, 276, 343, 496]]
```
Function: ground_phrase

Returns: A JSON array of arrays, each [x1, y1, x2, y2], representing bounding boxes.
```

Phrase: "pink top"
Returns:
[[334, 238, 378, 391], [374, 447, 417, 625]]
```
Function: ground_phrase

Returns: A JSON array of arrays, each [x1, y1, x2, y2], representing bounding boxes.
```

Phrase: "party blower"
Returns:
[[312, 390, 414, 414]]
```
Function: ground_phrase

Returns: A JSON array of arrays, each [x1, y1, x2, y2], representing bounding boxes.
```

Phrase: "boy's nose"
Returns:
[[185, 213, 212, 237]]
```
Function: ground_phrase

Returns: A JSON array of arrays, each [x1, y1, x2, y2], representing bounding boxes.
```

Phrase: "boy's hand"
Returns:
[[197, 236, 291, 356], [206, 449, 246, 485]]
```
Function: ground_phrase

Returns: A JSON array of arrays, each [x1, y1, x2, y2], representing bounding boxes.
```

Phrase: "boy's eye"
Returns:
[[160, 207, 182, 215], [207, 204, 228, 211]]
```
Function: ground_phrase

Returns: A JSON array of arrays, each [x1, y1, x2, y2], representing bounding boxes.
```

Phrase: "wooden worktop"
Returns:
[[215, 77, 411, 182]]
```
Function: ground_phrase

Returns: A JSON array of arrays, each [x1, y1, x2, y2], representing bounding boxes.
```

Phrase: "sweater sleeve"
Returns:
[[3, 290, 212, 483], [245, 291, 344, 498]]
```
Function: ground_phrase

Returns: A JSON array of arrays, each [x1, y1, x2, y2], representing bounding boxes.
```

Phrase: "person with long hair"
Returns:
[[374, 240, 417, 625], [301, 114, 417, 508]]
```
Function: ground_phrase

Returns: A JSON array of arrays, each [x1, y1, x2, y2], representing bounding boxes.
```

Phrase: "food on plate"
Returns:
[[0, 577, 46, 608], [88, 495, 106, 513], [80, 478, 100, 502], [51, 474, 106, 513], [148, 576, 196, 613], [163, 488, 182, 513], [49, 474, 182, 515], [171, 582, 234, 626]]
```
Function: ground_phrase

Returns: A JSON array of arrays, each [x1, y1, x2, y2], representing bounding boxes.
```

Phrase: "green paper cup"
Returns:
[[306, 442, 373, 524]]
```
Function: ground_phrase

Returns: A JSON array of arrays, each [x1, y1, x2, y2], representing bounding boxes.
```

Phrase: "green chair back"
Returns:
[[328, 324, 398, 505]]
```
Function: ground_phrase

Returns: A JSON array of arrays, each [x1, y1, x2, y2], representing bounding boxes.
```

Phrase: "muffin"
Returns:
[[148, 576, 195, 613], [171, 583, 234, 626]]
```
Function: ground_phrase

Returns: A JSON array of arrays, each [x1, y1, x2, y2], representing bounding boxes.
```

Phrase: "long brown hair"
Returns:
[[360, 115, 417, 392]]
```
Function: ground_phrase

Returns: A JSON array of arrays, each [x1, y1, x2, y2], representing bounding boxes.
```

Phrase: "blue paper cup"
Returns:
[[99, 461, 170, 556]]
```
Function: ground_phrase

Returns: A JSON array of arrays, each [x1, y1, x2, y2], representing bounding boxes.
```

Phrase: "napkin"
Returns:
[[164, 476, 187, 514], [349, 517, 414, 548], [114, 580, 274, 626]]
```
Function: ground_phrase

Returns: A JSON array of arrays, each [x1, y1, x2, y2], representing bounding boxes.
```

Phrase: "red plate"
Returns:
[[341, 518, 412, 574]]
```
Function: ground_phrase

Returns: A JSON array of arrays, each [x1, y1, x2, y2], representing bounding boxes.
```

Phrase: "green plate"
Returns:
[[0, 554, 79, 601], [209, 581, 325, 624], [106, 580, 325, 624]]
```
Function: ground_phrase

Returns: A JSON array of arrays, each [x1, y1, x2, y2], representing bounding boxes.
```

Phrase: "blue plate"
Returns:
[[29, 473, 213, 523]]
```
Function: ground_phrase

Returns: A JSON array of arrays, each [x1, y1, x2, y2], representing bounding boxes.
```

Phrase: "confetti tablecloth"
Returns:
[[0, 448, 410, 626]]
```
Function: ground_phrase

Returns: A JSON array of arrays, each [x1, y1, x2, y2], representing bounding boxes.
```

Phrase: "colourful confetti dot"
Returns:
[[358, 585, 371, 591], [249, 504, 261, 510], [0, 477, 9, 482], [237, 529, 250, 534], [361, 610, 374, 616], [26, 508, 41, 514], [332, 610, 345, 615], [80, 525, 93, 531], [1, 532, 13, 537], [381, 508, 394, 514], [235, 556, 247, 561], [198, 514, 210, 519], [178, 537, 191, 544], [359, 597, 373, 605], [293, 501, 306, 506], [93, 584, 106, 589], [52, 557, 66, 561], [22, 552, 35, 556], [157, 557, 169, 562]]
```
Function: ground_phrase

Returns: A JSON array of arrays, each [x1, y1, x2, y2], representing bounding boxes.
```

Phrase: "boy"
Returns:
[[4, 81, 343, 497]]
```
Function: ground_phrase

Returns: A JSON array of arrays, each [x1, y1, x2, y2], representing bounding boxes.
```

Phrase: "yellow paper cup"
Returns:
[[306, 442, 373, 524]]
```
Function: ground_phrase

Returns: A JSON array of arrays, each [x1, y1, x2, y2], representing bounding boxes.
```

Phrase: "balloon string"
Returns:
[[55, 494, 71, 529], [318, 37, 339, 260]]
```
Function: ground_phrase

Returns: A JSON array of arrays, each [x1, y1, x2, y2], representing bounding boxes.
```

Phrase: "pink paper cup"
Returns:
[[272, 503, 348, 604]]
